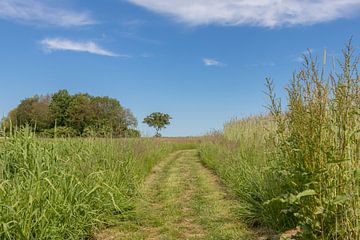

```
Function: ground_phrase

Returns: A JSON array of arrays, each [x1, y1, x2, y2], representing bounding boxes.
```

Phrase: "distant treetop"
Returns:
[[143, 112, 172, 137], [1, 89, 139, 138]]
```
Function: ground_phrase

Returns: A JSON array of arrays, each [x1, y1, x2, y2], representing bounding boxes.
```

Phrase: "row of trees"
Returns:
[[1, 90, 139, 137]]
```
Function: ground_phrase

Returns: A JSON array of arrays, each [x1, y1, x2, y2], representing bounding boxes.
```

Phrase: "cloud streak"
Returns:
[[203, 58, 223, 66], [0, 0, 95, 27], [127, 0, 360, 27], [40, 38, 120, 57]]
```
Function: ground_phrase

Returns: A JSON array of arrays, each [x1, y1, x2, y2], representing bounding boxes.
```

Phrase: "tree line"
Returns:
[[1, 90, 140, 137]]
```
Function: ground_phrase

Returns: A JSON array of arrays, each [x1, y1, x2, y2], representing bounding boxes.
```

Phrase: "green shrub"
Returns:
[[124, 129, 141, 138], [265, 42, 360, 239], [41, 126, 79, 138]]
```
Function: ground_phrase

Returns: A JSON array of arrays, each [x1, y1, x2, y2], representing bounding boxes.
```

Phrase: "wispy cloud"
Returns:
[[203, 58, 224, 66], [40, 38, 121, 57], [127, 0, 360, 28], [0, 0, 95, 27]]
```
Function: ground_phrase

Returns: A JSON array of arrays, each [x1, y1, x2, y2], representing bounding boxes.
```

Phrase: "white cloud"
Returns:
[[203, 58, 223, 66], [0, 0, 95, 27], [127, 0, 360, 27], [40, 38, 121, 57]]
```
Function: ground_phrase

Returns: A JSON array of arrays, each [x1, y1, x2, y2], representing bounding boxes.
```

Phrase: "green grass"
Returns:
[[0, 129, 195, 239], [96, 150, 251, 240], [2, 41, 359, 240], [199, 42, 360, 239]]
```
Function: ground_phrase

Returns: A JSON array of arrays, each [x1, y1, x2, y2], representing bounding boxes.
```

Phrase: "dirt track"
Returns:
[[95, 150, 252, 240]]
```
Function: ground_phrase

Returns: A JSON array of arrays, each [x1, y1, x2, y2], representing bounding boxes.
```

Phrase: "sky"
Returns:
[[1, 0, 360, 136]]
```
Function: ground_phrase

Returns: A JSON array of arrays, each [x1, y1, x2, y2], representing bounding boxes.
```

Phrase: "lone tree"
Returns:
[[143, 112, 171, 137]]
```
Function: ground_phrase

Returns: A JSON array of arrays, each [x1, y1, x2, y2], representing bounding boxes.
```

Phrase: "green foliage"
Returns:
[[264, 41, 360, 239], [41, 126, 79, 138], [199, 41, 360, 239], [49, 89, 72, 127], [2, 90, 138, 138], [0, 128, 192, 239], [67, 93, 94, 134], [143, 112, 172, 137], [90, 96, 137, 136], [3, 95, 52, 131], [124, 128, 141, 138], [198, 134, 280, 230]]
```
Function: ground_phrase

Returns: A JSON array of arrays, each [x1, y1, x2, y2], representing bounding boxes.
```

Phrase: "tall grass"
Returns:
[[265, 41, 360, 239], [199, 117, 277, 230], [224, 115, 274, 145], [199, 41, 360, 239], [0, 128, 195, 239]]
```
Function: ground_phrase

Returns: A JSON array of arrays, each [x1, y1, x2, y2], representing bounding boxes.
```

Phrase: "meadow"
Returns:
[[0, 130, 196, 239], [1, 42, 360, 240], [199, 42, 360, 239]]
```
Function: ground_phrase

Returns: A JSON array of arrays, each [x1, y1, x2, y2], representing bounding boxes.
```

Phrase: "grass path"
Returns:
[[95, 150, 253, 240]]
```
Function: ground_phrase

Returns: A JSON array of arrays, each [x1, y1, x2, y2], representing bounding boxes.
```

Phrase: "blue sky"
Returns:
[[1, 0, 360, 136]]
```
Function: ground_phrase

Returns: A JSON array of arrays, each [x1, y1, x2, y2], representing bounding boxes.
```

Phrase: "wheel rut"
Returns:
[[94, 150, 252, 240]]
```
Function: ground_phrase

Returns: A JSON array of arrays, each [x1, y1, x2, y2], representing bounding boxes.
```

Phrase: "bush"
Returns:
[[40, 126, 79, 138], [124, 129, 141, 138]]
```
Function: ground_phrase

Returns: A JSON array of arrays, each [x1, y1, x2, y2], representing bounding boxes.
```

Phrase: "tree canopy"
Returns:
[[143, 112, 171, 137], [1, 90, 139, 137]]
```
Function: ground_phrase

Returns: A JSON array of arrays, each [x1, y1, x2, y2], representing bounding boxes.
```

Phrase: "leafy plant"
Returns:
[[143, 112, 172, 137], [199, 40, 360, 240], [266, 41, 360, 239]]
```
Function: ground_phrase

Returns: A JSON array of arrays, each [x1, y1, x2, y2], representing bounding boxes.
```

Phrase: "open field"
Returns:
[[1, 44, 360, 240], [2, 0, 360, 239], [0, 130, 197, 239], [95, 150, 251, 240]]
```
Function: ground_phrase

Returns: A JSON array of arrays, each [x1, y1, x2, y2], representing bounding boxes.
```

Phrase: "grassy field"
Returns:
[[1, 44, 360, 240], [0, 130, 196, 239], [96, 150, 251, 240], [199, 44, 360, 239]]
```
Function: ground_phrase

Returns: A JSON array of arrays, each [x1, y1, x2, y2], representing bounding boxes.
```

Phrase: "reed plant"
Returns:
[[265, 41, 360, 239], [199, 41, 360, 239]]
